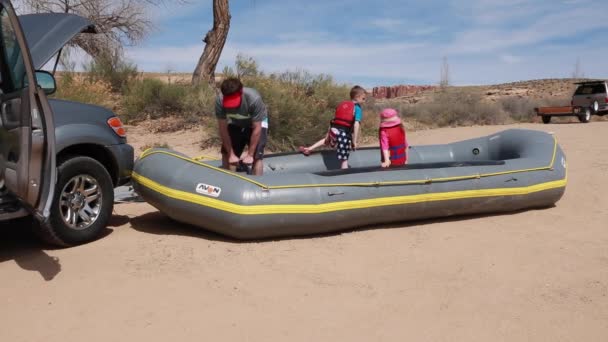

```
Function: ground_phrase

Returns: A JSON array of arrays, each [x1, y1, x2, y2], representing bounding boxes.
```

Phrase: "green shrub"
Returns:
[[240, 70, 350, 151], [498, 96, 539, 122], [182, 84, 217, 117], [60, 54, 583, 153], [54, 72, 115, 108], [84, 51, 138, 92], [122, 78, 216, 124], [371, 88, 562, 130]]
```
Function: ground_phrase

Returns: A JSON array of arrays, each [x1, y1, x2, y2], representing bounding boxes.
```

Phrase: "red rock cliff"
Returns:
[[372, 85, 436, 99]]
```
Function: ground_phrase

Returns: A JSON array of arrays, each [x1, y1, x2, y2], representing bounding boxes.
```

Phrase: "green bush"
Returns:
[[241, 70, 350, 151], [215, 55, 351, 150], [84, 51, 138, 92], [498, 96, 539, 122], [122, 79, 216, 124], [54, 72, 115, 109], [58, 54, 583, 153], [371, 88, 566, 130]]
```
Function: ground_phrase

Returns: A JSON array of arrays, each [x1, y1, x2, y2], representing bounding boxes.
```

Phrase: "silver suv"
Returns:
[[572, 81, 608, 117], [0, 2, 134, 246]]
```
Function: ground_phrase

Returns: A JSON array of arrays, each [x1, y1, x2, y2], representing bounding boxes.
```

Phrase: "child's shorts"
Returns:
[[334, 128, 352, 160], [324, 127, 340, 148]]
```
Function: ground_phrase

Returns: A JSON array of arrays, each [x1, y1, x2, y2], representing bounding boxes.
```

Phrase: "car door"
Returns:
[[0, 0, 55, 220]]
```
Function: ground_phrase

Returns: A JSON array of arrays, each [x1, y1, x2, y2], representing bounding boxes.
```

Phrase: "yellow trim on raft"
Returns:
[[140, 148, 267, 187], [192, 155, 220, 161], [137, 135, 561, 190], [131, 171, 567, 215]]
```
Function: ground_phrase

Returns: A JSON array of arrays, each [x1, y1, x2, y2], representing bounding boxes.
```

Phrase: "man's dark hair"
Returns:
[[220, 77, 243, 96]]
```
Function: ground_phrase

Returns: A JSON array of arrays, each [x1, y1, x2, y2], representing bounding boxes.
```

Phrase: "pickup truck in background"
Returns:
[[536, 80, 608, 124], [0, 8, 134, 246]]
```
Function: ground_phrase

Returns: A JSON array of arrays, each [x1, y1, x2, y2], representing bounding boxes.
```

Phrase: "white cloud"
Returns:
[[276, 31, 333, 43], [127, 40, 431, 79], [410, 26, 440, 36], [500, 54, 522, 64], [370, 17, 439, 37], [42, 0, 608, 86], [123, 34, 608, 86], [371, 18, 402, 31], [446, 6, 608, 55]]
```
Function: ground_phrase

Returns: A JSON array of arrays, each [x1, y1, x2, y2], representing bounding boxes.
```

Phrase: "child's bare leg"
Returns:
[[301, 137, 327, 155], [340, 160, 349, 169], [307, 137, 327, 151]]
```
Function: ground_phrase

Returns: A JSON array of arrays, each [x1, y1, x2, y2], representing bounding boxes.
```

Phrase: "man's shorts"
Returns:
[[222, 124, 268, 160], [335, 128, 352, 161]]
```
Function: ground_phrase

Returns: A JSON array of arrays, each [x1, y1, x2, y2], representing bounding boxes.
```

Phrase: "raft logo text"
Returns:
[[196, 183, 222, 197]]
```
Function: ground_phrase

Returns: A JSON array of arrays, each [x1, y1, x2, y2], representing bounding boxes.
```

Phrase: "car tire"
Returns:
[[542, 116, 551, 124], [35, 156, 114, 246], [578, 108, 591, 123], [592, 101, 599, 113]]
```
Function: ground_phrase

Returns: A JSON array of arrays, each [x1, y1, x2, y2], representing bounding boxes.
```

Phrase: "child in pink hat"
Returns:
[[379, 108, 408, 168]]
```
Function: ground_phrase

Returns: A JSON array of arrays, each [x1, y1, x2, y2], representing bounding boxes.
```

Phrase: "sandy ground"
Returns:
[[1, 120, 608, 342]]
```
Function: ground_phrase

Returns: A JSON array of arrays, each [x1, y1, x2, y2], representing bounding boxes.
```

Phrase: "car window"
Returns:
[[575, 86, 593, 95], [0, 6, 25, 92], [575, 84, 607, 95], [593, 84, 606, 94]]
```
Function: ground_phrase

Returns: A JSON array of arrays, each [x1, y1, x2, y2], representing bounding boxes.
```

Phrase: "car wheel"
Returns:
[[578, 108, 591, 123], [35, 156, 114, 246], [592, 101, 599, 113], [542, 116, 551, 124]]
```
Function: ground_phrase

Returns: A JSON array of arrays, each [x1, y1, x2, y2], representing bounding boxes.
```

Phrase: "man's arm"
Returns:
[[244, 94, 268, 161], [247, 121, 262, 159], [218, 119, 237, 161]]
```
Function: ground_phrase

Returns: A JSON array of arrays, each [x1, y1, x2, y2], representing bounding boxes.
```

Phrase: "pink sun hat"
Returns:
[[380, 108, 401, 127]]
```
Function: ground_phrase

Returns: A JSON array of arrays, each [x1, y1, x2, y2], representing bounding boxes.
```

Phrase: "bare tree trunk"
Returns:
[[192, 0, 230, 86], [439, 56, 450, 87]]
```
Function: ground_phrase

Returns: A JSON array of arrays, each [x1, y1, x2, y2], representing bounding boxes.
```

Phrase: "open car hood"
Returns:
[[18, 13, 95, 70]]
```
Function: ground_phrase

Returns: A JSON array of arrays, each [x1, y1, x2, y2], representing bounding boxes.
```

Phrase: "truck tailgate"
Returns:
[[535, 106, 573, 115]]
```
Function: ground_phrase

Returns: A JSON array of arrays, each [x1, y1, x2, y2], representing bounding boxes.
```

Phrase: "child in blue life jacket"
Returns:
[[379, 108, 408, 168]]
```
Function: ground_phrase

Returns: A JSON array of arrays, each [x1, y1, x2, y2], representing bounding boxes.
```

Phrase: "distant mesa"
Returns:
[[372, 85, 436, 99]]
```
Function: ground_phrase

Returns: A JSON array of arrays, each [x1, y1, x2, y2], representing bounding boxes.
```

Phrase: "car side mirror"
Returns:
[[35, 71, 57, 95]]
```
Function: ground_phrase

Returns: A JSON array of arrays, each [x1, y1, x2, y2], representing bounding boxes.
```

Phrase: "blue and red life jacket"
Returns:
[[331, 101, 356, 130], [379, 124, 407, 166]]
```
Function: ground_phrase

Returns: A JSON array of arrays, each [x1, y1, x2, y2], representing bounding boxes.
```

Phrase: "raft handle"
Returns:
[[328, 191, 345, 196]]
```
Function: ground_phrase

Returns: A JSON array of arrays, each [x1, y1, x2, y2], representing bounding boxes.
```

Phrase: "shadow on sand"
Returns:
[[0, 217, 119, 281], [0, 218, 62, 281], [129, 205, 555, 244]]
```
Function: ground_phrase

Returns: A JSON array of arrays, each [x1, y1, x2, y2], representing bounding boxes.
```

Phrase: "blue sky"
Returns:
[[61, 0, 608, 86]]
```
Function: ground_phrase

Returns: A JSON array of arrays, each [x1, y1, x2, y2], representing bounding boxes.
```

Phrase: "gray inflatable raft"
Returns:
[[132, 129, 567, 239]]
